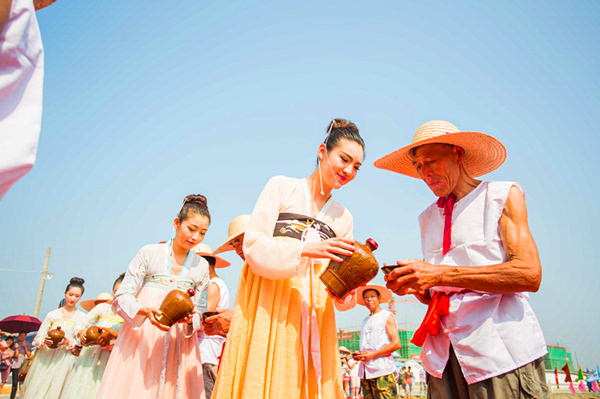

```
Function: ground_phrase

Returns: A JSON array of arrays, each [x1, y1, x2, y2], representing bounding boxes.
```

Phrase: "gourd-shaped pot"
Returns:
[[85, 326, 104, 345], [154, 288, 195, 328], [47, 326, 65, 348], [320, 238, 379, 299]]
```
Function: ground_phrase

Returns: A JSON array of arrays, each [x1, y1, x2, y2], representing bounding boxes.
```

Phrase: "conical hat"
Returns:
[[356, 285, 393, 306], [80, 293, 113, 312], [213, 214, 251, 255], [374, 120, 506, 178], [192, 243, 231, 269]]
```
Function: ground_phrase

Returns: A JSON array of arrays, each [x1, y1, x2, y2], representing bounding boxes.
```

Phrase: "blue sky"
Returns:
[[1, 0, 599, 369]]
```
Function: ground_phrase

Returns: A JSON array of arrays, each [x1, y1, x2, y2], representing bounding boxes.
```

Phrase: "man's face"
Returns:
[[411, 144, 463, 197], [19, 333, 26, 342], [362, 289, 380, 312], [231, 235, 245, 261]]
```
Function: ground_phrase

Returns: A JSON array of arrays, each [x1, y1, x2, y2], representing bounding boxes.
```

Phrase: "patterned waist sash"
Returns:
[[143, 274, 195, 292], [274, 212, 335, 399]]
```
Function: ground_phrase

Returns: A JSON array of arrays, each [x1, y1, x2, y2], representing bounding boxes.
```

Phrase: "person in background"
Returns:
[[0, 338, 15, 394], [60, 273, 126, 399], [20, 277, 87, 399], [10, 331, 32, 399], [377, 120, 550, 398], [404, 366, 413, 399], [347, 353, 361, 399], [398, 366, 406, 397], [213, 118, 364, 399], [96, 195, 211, 399], [419, 367, 426, 397], [193, 244, 231, 399], [354, 285, 401, 399], [205, 214, 251, 337], [341, 354, 350, 398]]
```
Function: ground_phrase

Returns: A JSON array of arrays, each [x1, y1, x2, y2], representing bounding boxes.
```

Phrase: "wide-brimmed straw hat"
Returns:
[[213, 214, 251, 255], [374, 120, 506, 178], [192, 244, 231, 269], [356, 285, 393, 306], [34, 0, 57, 10], [80, 293, 113, 312]]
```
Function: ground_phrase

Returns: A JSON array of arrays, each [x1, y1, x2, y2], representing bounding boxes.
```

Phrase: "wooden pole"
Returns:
[[33, 248, 51, 318]]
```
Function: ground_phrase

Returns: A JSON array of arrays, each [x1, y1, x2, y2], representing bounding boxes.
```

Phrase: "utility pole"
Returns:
[[33, 248, 51, 318]]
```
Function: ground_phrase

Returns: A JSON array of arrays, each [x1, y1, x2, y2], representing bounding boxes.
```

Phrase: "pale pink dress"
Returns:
[[96, 242, 210, 399]]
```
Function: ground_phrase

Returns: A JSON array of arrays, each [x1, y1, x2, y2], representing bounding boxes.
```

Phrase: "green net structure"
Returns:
[[544, 346, 575, 373], [337, 329, 422, 360]]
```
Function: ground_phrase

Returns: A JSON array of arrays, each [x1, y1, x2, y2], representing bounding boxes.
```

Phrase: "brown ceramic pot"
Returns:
[[154, 288, 195, 328], [320, 238, 380, 300], [85, 326, 104, 345], [47, 326, 65, 348]]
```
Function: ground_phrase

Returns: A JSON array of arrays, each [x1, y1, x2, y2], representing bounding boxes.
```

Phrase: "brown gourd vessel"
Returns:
[[154, 288, 195, 328], [47, 326, 65, 348], [320, 238, 380, 299], [85, 326, 104, 345]]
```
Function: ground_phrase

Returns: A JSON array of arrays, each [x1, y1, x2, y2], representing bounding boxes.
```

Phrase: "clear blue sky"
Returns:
[[1, 0, 599, 369]]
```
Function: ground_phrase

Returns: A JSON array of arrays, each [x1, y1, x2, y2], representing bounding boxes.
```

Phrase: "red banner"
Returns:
[[410, 355, 421, 360], [338, 334, 353, 340]]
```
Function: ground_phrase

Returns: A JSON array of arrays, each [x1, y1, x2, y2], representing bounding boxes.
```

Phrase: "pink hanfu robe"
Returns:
[[96, 243, 210, 399]]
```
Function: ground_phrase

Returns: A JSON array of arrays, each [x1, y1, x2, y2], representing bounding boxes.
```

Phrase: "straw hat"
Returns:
[[374, 120, 506, 178], [34, 0, 57, 10], [80, 293, 113, 312], [213, 214, 251, 255], [192, 244, 231, 269], [356, 285, 393, 306]]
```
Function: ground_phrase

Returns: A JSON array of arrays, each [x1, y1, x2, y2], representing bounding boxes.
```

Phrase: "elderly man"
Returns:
[[374, 121, 550, 398], [355, 285, 401, 399]]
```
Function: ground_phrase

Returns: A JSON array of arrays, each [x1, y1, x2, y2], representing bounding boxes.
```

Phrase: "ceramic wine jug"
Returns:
[[320, 238, 379, 299], [47, 326, 65, 348], [154, 288, 195, 328], [85, 326, 104, 345]]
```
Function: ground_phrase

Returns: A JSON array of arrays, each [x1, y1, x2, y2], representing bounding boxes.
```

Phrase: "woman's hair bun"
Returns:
[[70, 277, 85, 285], [329, 118, 359, 134], [184, 194, 208, 208]]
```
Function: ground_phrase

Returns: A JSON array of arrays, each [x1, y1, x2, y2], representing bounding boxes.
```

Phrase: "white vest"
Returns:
[[359, 309, 396, 379], [199, 277, 230, 365], [418, 181, 547, 384]]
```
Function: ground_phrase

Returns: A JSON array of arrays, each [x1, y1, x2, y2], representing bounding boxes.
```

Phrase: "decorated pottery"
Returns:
[[85, 326, 104, 345], [320, 238, 380, 299], [154, 288, 195, 327], [47, 326, 65, 348]]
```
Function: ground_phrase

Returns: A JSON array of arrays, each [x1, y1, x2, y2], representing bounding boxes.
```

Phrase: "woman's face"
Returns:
[[318, 139, 363, 190], [173, 214, 210, 250], [5, 338, 13, 348], [64, 287, 83, 307]]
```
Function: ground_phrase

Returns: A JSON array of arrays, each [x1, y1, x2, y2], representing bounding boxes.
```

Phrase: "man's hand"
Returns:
[[203, 308, 232, 337], [384, 259, 441, 296]]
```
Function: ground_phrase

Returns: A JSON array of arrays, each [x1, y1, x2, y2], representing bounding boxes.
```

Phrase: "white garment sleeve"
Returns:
[[74, 305, 103, 333], [184, 267, 210, 338], [33, 311, 55, 348], [114, 249, 149, 329], [243, 176, 309, 280]]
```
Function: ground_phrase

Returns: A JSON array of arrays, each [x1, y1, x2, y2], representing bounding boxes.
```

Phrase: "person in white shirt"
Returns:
[[355, 285, 401, 399], [193, 244, 231, 399], [376, 120, 550, 398], [419, 367, 426, 397]]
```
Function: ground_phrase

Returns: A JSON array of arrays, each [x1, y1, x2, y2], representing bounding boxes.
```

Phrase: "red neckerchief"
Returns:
[[436, 193, 456, 255], [410, 292, 450, 347]]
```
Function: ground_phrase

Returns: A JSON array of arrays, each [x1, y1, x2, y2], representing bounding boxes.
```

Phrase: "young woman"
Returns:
[[96, 195, 211, 399], [20, 277, 87, 399], [213, 118, 365, 399], [60, 273, 126, 399]]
